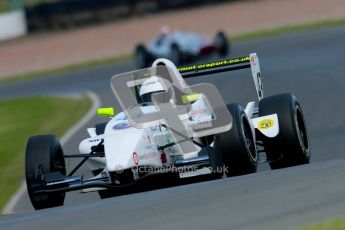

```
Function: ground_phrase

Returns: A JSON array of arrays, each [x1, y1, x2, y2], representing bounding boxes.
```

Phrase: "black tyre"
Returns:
[[170, 43, 183, 65], [95, 122, 107, 135], [215, 31, 230, 57], [259, 93, 310, 169], [214, 104, 257, 176], [135, 44, 151, 68], [207, 146, 224, 179], [25, 135, 66, 210]]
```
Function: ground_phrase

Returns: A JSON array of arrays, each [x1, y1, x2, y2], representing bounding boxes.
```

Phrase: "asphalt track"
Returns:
[[0, 25, 345, 229]]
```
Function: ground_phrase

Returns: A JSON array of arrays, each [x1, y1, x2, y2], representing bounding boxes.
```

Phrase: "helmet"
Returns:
[[158, 26, 171, 36], [139, 77, 165, 105]]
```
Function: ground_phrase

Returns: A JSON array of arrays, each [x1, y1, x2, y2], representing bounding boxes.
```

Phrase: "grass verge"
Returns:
[[0, 0, 57, 12], [1, 17, 345, 84], [0, 54, 132, 84], [0, 96, 91, 210], [294, 216, 345, 230]]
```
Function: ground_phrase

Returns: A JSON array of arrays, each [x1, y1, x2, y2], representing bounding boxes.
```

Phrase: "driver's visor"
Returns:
[[140, 90, 165, 105]]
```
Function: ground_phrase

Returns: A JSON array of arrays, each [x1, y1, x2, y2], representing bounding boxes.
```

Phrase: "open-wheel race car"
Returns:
[[135, 27, 230, 68], [25, 53, 310, 210]]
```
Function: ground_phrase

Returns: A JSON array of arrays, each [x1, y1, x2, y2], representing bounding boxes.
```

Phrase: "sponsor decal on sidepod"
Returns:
[[258, 119, 275, 130], [113, 122, 132, 130]]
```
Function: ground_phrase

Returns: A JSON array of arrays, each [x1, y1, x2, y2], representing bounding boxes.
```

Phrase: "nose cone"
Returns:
[[104, 117, 148, 172]]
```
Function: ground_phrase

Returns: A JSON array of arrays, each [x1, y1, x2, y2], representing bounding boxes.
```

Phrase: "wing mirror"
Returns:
[[182, 92, 201, 104], [97, 107, 115, 117]]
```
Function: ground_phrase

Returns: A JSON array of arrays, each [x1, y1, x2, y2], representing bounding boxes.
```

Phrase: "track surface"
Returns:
[[0, 25, 345, 229]]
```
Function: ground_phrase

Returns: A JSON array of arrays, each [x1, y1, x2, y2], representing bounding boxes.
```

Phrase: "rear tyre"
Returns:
[[135, 44, 151, 68], [214, 104, 257, 176], [215, 31, 230, 56], [259, 93, 310, 169], [25, 135, 66, 210]]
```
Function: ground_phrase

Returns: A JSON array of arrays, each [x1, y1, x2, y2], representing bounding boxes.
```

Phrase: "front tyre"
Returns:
[[25, 135, 66, 210], [135, 44, 151, 68], [259, 93, 310, 169], [214, 104, 257, 176], [170, 43, 183, 66]]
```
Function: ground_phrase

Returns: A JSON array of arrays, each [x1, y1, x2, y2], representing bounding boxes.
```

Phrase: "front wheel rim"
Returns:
[[295, 106, 310, 156]]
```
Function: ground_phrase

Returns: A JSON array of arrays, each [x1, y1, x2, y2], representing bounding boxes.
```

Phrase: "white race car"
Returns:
[[25, 53, 310, 210], [135, 27, 230, 68]]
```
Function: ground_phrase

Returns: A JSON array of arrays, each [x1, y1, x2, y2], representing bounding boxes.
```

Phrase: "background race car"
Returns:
[[135, 26, 230, 68]]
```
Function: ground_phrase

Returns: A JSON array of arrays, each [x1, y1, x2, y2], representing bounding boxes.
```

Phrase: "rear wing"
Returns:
[[178, 53, 264, 101]]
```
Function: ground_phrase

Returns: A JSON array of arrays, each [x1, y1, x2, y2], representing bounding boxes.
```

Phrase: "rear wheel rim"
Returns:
[[295, 106, 310, 156], [242, 115, 257, 162]]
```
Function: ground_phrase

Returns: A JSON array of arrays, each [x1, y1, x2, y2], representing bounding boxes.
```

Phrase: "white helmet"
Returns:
[[158, 26, 171, 36], [139, 77, 165, 105]]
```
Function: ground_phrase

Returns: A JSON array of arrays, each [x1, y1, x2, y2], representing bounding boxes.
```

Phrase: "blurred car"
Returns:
[[135, 27, 230, 68]]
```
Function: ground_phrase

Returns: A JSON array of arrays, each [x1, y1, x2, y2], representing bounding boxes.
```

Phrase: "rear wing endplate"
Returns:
[[178, 53, 264, 100]]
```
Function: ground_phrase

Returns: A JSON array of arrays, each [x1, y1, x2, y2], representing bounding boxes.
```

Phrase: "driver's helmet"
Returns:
[[139, 77, 165, 105], [158, 26, 171, 37]]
